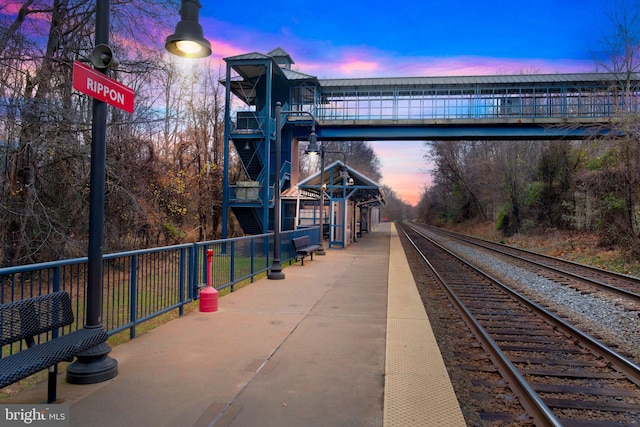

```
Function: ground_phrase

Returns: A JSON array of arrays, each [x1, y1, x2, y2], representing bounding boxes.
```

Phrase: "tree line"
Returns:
[[417, 135, 640, 256], [0, 1, 231, 266]]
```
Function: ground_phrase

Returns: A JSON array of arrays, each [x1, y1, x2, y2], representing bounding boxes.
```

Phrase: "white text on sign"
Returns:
[[87, 78, 126, 106], [72, 61, 135, 113]]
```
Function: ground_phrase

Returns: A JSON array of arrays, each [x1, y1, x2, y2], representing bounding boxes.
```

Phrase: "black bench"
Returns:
[[292, 235, 321, 266], [0, 291, 108, 403]]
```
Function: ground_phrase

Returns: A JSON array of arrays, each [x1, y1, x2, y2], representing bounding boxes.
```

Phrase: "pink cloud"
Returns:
[[3, 2, 47, 20], [4, 3, 22, 14], [209, 39, 246, 60], [338, 59, 380, 75], [404, 56, 595, 77], [296, 47, 595, 79]]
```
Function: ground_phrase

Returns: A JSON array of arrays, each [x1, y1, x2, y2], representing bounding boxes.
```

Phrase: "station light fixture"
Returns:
[[165, 0, 212, 58]]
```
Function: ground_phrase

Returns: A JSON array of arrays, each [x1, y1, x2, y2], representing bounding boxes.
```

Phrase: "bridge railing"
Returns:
[[0, 228, 318, 345], [315, 87, 628, 122]]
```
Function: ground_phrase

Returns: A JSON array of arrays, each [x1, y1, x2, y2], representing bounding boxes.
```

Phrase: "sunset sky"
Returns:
[[193, 0, 622, 205]]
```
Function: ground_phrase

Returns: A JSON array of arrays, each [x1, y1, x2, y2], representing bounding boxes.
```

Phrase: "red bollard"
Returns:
[[199, 249, 218, 312]]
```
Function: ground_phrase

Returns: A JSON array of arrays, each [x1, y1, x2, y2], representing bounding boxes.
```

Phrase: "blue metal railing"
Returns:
[[0, 228, 319, 345], [315, 89, 623, 122]]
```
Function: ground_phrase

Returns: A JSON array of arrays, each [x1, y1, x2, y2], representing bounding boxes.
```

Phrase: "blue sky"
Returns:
[[195, 0, 622, 205], [203, 0, 610, 76]]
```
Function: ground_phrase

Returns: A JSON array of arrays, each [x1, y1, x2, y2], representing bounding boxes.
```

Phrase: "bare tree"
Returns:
[[0, 0, 181, 265], [425, 140, 487, 222], [2, 1, 95, 265], [589, 0, 640, 253], [379, 185, 414, 221], [182, 63, 225, 241]]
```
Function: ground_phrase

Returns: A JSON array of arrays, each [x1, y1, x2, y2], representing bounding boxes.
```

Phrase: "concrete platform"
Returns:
[[4, 223, 465, 427]]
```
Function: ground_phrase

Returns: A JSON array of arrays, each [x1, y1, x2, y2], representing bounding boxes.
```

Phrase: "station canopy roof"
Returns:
[[296, 160, 384, 207]]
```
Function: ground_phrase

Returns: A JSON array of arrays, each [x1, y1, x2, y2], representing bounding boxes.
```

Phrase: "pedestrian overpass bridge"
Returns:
[[308, 73, 628, 140], [222, 48, 640, 235]]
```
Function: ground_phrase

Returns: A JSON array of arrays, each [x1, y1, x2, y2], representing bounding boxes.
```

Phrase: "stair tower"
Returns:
[[222, 48, 320, 236]]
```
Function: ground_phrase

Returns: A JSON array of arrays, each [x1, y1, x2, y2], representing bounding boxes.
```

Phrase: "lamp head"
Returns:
[[165, 0, 212, 58], [304, 131, 320, 155]]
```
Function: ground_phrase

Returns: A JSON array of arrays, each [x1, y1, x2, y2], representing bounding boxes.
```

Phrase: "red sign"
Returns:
[[73, 61, 134, 113]]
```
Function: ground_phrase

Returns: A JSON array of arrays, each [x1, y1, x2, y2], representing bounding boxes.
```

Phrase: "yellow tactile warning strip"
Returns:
[[384, 224, 466, 426]]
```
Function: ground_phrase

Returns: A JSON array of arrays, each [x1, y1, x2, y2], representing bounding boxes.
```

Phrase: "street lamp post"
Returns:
[[304, 141, 351, 253], [268, 104, 320, 279], [67, 0, 211, 384], [305, 142, 327, 255], [66, 0, 118, 385], [268, 103, 285, 279]]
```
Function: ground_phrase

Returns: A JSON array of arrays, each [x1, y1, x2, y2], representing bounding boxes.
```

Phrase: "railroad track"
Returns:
[[398, 222, 640, 426], [416, 222, 640, 303]]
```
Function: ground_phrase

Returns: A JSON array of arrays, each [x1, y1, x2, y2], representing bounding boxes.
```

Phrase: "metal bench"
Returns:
[[292, 235, 321, 266], [0, 291, 108, 403]]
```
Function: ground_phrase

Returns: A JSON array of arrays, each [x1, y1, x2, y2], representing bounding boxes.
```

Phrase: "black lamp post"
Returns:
[[305, 143, 352, 252], [67, 0, 118, 384], [268, 104, 320, 279], [67, 0, 211, 384], [268, 103, 286, 279]]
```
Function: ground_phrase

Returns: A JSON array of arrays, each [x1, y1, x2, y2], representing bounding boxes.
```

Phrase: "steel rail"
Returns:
[[416, 222, 640, 302], [400, 226, 563, 427], [400, 222, 640, 425], [404, 222, 640, 388]]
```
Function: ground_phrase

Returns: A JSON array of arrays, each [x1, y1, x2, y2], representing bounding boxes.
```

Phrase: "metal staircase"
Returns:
[[222, 48, 310, 236], [228, 107, 292, 234]]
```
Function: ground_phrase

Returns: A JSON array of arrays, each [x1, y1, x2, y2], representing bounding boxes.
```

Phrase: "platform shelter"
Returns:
[[295, 160, 383, 248]]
